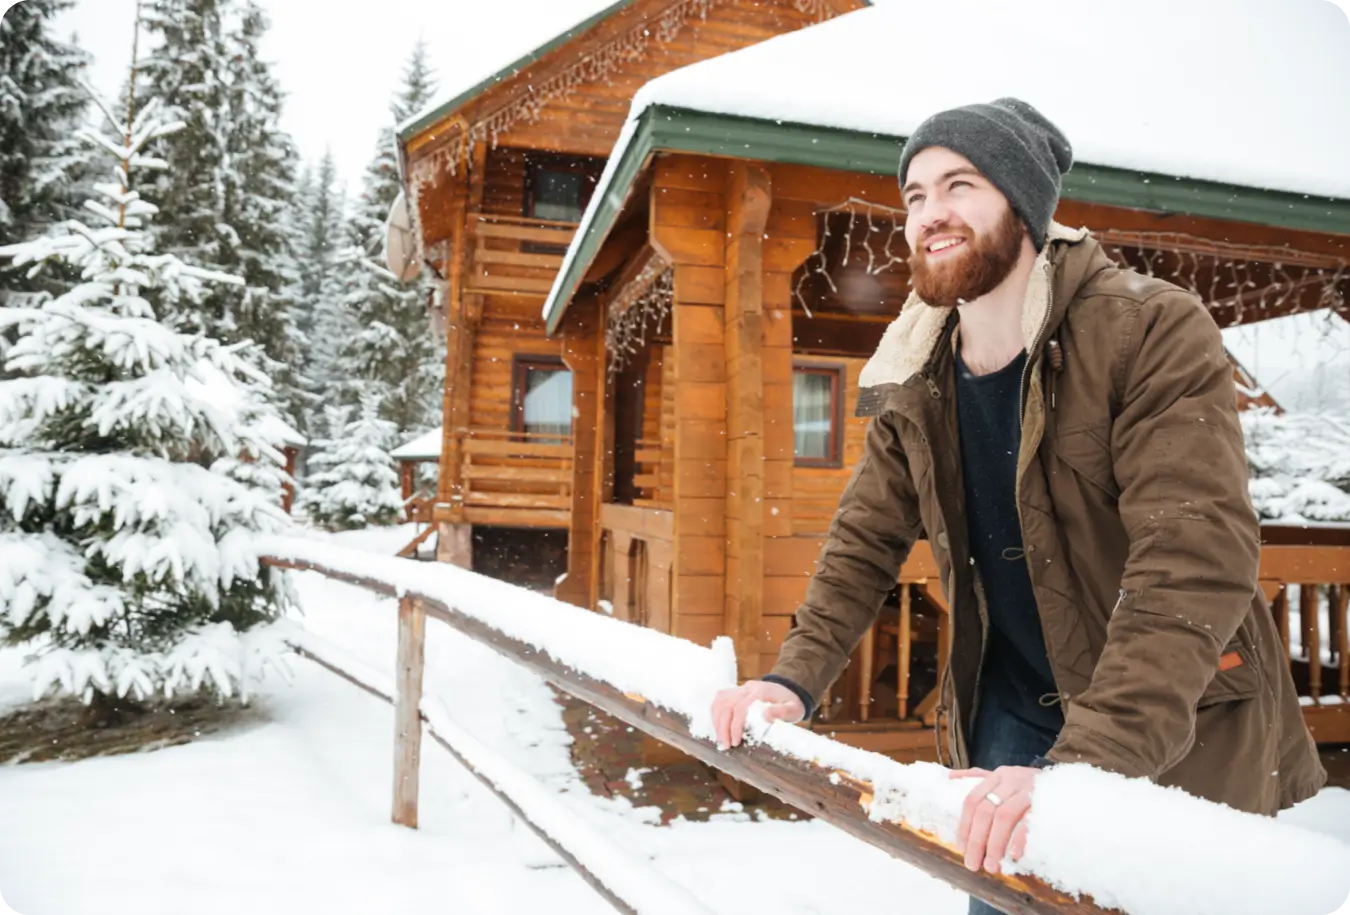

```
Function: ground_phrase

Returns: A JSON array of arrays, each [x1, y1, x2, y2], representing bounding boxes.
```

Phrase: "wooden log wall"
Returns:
[[651, 155, 730, 649]]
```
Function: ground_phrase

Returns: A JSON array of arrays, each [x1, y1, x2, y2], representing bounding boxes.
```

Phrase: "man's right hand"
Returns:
[[710, 680, 806, 748]]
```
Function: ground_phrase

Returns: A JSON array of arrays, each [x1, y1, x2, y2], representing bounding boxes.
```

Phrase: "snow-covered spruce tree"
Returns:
[[0, 0, 95, 295], [140, 0, 233, 303], [142, 0, 306, 419], [0, 0, 93, 242], [0, 93, 294, 713], [219, 1, 309, 431], [292, 150, 351, 429], [1243, 407, 1350, 523], [332, 43, 442, 434], [299, 394, 403, 531]]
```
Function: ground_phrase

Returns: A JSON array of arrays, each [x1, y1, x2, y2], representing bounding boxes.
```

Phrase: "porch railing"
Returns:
[[827, 527, 1350, 747], [466, 213, 578, 297], [456, 427, 574, 527]]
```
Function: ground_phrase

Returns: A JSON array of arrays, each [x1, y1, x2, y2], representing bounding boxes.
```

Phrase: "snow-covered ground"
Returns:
[[1, 525, 1348, 915], [0, 525, 963, 915]]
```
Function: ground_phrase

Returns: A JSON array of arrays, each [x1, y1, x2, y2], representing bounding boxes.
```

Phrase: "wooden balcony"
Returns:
[[449, 427, 574, 529], [465, 213, 577, 298]]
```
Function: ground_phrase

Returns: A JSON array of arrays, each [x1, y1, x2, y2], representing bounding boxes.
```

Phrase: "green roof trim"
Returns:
[[544, 104, 1350, 334], [398, 0, 638, 142]]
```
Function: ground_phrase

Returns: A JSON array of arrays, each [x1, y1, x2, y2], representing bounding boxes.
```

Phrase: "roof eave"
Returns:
[[542, 105, 1350, 334], [397, 0, 640, 145]]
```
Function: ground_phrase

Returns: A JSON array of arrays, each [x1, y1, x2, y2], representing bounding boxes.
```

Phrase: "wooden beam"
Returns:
[[392, 595, 426, 828], [724, 162, 773, 681], [263, 555, 1112, 915]]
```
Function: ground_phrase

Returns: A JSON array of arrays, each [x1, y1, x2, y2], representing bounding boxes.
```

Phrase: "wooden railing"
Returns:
[[262, 548, 1115, 915], [597, 504, 674, 632], [1260, 524, 1350, 743], [826, 528, 1350, 748], [457, 427, 574, 528], [466, 213, 578, 297]]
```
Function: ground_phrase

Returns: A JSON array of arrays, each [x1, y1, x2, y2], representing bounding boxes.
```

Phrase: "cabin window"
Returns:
[[524, 153, 600, 224], [793, 363, 843, 467], [512, 356, 573, 441]]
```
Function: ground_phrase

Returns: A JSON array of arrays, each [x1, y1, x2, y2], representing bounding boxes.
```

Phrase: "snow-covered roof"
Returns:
[[542, 0, 1350, 331], [630, 0, 1350, 200], [391, 426, 442, 462]]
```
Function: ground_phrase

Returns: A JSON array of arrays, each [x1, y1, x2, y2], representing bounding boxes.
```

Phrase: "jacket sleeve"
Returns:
[[766, 408, 924, 707], [1044, 291, 1261, 777]]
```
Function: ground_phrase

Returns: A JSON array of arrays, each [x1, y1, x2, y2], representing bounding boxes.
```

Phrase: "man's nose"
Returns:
[[919, 196, 954, 236]]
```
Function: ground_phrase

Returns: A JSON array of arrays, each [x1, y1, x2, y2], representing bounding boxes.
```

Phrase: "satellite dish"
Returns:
[[384, 189, 422, 283]]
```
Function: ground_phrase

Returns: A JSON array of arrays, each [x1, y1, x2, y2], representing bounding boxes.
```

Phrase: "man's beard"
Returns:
[[908, 208, 1025, 308]]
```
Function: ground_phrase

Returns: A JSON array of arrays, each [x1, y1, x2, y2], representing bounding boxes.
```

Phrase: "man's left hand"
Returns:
[[950, 765, 1039, 874]]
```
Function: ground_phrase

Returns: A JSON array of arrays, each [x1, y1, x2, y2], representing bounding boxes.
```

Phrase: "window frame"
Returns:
[[522, 152, 601, 225], [510, 355, 573, 439], [791, 361, 845, 469]]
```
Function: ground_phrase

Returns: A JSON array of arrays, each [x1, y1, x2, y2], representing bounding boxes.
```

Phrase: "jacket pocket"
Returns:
[[1196, 639, 1262, 707], [1054, 425, 1120, 499]]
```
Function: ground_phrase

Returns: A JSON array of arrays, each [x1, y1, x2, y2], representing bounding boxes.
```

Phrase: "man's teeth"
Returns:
[[929, 238, 964, 252]]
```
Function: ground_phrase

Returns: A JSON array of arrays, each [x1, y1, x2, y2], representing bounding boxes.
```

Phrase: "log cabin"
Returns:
[[395, 0, 1350, 760]]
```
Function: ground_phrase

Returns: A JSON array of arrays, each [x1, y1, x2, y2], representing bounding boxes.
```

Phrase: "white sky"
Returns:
[[48, 0, 618, 189]]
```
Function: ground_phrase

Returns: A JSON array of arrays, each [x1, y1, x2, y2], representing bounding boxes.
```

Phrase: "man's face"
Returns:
[[901, 147, 1028, 308]]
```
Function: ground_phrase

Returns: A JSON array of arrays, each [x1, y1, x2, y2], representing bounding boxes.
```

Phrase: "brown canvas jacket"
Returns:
[[768, 223, 1326, 814]]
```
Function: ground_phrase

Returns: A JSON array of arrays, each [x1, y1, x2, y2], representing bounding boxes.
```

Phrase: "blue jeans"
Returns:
[[966, 696, 1061, 915]]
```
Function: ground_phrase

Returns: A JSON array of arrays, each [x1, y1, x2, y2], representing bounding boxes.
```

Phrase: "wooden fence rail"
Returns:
[[286, 622, 716, 915], [262, 554, 1111, 915]]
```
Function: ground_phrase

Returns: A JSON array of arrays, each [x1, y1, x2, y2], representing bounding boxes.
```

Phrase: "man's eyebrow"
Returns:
[[901, 166, 984, 197]]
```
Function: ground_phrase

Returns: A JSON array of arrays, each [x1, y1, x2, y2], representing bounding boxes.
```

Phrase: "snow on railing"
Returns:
[[259, 536, 1350, 915]]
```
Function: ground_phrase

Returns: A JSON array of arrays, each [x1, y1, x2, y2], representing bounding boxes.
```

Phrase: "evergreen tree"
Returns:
[[293, 150, 350, 426], [298, 394, 402, 531], [140, 0, 233, 297], [0, 0, 92, 236], [1244, 408, 1350, 523], [334, 43, 442, 433], [220, 1, 307, 427], [0, 93, 293, 708], [0, 0, 94, 293]]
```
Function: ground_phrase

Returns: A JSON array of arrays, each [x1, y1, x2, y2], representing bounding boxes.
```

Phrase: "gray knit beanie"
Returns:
[[898, 98, 1073, 251]]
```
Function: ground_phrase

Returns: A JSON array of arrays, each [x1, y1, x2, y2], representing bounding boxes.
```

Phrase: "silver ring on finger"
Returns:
[[984, 791, 1004, 807]]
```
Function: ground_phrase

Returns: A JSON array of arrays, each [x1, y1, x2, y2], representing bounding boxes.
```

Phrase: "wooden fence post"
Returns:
[[393, 594, 426, 828]]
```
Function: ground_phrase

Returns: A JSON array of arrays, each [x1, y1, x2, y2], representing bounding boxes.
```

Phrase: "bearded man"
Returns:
[[709, 98, 1325, 914]]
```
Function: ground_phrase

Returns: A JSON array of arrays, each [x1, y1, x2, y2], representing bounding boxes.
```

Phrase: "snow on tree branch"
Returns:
[[0, 84, 296, 705]]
